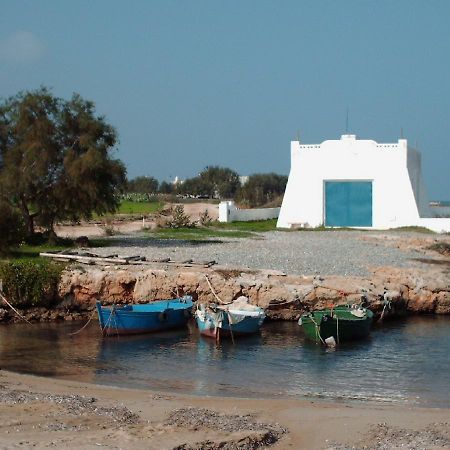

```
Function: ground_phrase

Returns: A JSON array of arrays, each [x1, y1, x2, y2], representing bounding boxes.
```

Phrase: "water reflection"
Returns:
[[0, 316, 449, 407]]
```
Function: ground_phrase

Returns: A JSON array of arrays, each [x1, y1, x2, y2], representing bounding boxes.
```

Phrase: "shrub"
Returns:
[[199, 209, 213, 226], [166, 205, 193, 228], [0, 260, 64, 308]]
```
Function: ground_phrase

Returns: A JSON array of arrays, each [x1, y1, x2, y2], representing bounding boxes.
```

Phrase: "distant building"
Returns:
[[239, 175, 249, 186], [277, 134, 450, 232], [172, 176, 184, 185]]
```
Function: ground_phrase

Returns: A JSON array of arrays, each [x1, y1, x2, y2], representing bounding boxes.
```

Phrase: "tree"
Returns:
[[236, 173, 288, 207], [159, 180, 174, 194], [179, 166, 240, 199], [0, 201, 26, 253], [0, 87, 126, 237], [126, 176, 158, 193]]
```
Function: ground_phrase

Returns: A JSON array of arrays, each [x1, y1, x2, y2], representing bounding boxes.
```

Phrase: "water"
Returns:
[[1, 316, 449, 407]]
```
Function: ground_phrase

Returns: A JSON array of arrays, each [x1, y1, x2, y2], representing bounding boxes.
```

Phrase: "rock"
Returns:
[[5, 259, 450, 323]]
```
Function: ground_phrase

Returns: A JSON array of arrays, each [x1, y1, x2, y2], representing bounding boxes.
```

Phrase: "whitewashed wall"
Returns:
[[219, 201, 280, 223], [277, 135, 450, 233]]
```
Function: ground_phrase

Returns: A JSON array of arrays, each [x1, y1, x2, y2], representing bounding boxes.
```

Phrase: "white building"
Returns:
[[277, 134, 450, 232]]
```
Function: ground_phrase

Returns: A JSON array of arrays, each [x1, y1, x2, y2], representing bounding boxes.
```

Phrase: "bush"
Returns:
[[166, 205, 193, 228], [0, 260, 64, 308], [0, 202, 26, 253], [199, 209, 213, 226]]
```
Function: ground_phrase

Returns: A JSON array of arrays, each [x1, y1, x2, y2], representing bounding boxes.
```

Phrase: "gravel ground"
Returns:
[[167, 407, 286, 449], [0, 386, 141, 425], [93, 230, 426, 277], [328, 422, 450, 450]]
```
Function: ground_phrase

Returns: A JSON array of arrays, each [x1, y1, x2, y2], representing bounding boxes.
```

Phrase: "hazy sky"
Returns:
[[1, 1, 449, 199]]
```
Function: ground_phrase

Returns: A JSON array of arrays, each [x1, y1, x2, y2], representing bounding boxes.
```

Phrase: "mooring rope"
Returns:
[[336, 313, 340, 345], [204, 274, 224, 304], [0, 291, 33, 325], [68, 309, 97, 336], [101, 306, 116, 335], [227, 312, 235, 345], [311, 316, 325, 345]]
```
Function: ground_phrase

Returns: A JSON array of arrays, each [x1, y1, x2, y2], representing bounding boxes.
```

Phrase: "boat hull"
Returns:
[[196, 313, 264, 338], [96, 297, 193, 336], [300, 306, 373, 343]]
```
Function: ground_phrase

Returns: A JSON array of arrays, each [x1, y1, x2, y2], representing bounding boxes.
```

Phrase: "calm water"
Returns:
[[1, 316, 449, 407]]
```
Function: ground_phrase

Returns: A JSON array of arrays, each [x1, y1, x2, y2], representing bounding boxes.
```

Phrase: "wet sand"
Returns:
[[1, 370, 449, 449]]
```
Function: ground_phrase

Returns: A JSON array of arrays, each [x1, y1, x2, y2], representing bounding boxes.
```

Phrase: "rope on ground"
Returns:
[[0, 291, 33, 325], [69, 309, 97, 335], [204, 275, 224, 304]]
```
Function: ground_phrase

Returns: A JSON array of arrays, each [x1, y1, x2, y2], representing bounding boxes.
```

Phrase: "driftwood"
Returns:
[[39, 251, 216, 268]]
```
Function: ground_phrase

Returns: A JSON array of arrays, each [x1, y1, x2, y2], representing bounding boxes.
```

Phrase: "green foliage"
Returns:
[[166, 205, 193, 228], [179, 166, 240, 199], [121, 192, 159, 203], [0, 260, 63, 307], [236, 173, 287, 207], [199, 209, 213, 226], [126, 176, 158, 194], [0, 202, 26, 253], [0, 87, 126, 236], [428, 242, 450, 256], [159, 181, 174, 194]]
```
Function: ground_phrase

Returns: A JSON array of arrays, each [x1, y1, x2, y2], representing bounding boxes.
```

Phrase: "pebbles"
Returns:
[[167, 407, 286, 449], [0, 387, 141, 425], [96, 230, 422, 277], [328, 422, 450, 450]]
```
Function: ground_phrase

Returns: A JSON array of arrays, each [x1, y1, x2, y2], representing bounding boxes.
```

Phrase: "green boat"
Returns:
[[298, 305, 374, 345]]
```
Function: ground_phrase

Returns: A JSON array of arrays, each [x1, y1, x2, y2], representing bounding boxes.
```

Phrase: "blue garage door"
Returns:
[[325, 181, 372, 227]]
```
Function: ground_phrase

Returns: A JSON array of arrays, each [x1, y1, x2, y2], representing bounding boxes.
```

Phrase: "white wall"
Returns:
[[277, 135, 450, 232], [219, 201, 280, 223]]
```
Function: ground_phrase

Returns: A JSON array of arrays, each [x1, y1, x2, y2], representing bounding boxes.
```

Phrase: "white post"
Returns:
[[219, 201, 230, 222]]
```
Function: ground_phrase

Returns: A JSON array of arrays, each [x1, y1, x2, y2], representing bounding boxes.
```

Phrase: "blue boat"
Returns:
[[96, 296, 193, 336], [195, 297, 265, 340]]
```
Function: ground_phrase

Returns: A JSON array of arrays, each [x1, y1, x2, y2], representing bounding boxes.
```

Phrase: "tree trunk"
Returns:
[[19, 196, 35, 237], [47, 218, 58, 244]]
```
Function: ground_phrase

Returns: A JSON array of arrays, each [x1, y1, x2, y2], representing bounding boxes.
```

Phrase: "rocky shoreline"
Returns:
[[1, 261, 448, 324]]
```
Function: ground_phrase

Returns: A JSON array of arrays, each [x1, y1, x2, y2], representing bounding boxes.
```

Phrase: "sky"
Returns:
[[0, 1, 449, 200]]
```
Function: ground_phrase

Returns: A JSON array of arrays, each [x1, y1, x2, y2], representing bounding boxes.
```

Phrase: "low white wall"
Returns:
[[417, 218, 450, 233], [219, 201, 280, 223]]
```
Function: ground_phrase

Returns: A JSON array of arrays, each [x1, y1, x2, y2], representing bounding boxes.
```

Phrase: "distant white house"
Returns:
[[277, 134, 450, 232], [239, 175, 249, 186], [172, 176, 184, 186]]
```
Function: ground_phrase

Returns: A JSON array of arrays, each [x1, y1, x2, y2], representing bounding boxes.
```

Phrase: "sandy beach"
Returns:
[[1, 370, 449, 450]]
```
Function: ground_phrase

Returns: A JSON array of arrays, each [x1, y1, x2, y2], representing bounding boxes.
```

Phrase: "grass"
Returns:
[[213, 219, 278, 232], [149, 227, 255, 240], [390, 226, 435, 234], [116, 200, 164, 215], [4, 243, 73, 261]]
